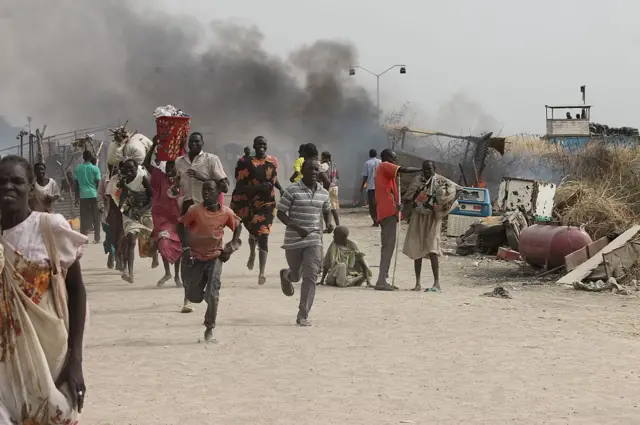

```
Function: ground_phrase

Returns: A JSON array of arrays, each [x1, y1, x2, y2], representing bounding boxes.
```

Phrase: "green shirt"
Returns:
[[74, 162, 101, 199]]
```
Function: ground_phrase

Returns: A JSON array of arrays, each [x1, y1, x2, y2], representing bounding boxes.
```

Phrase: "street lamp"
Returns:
[[348, 64, 407, 125]]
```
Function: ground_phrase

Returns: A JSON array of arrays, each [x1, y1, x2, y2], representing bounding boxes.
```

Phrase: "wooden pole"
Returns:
[[35, 125, 46, 164]]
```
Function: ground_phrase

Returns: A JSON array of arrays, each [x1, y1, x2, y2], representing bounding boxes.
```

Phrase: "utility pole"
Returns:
[[27, 116, 33, 164], [35, 125, 47, 164], [348, 64, 407, 125]]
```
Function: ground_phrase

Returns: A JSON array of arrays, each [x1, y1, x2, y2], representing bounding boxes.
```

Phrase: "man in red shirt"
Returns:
[[374, 149, 421, 291], [178, 180, 242, 343]]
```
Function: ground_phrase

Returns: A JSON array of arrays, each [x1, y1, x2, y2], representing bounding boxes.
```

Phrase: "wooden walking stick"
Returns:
[[391, 176, 402, 288]]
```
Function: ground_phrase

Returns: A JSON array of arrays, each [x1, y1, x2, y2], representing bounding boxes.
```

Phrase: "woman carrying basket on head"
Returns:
[[144, 137, 183, 288]]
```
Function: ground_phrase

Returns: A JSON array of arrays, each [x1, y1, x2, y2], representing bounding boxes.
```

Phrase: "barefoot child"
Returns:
[[178, 180, 242, 343], [319, 225, 372, 288]]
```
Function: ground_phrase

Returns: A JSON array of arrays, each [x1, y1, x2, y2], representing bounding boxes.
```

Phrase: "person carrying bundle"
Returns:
[[402, 159, 461, 292]]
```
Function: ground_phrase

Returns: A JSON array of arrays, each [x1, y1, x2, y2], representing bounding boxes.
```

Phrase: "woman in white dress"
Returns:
[[30, 162, 61, 213], [0, 155, 88, 423]]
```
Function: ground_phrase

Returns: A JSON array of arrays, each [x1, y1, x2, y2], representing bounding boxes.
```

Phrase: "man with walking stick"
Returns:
[[373, 149, 421, 291]]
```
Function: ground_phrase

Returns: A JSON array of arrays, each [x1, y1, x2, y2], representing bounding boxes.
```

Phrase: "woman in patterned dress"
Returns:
[[230, 136, 281, 286], [118, 159, 155, 284], [0, 155, 88, 424]]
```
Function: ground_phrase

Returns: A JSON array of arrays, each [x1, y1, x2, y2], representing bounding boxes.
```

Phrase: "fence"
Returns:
[[1, 125, 114, 219]]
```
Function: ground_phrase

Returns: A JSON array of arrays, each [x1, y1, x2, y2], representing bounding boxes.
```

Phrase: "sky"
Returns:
[[2, 0, 639, 138], [154, 0, 639, 135]]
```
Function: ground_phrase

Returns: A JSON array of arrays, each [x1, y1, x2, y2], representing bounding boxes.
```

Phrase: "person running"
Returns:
[[243, 146, 252, 159], [361, 149, 381, 226], [176, 132, 229, 312], [289, 144, 306, 183], [118, 159, 155, 283], [144, 138, 183, 287], [175, 132, 229, 209], [231, 136, 280, 286], [98, 168, 116, 269], [179, 180, 242, 343], [277, 158, 333, 327], [74, 150, 102, 243], [403, 160, 460, 292], [0, 155, 87, 423], [374, 149, 421, 291], [320, 151, 340, 227], [319, 225, 372, 287], [302, 143, 331, 190], [105, 162, 126, 272], [30, 162, 61, 213]]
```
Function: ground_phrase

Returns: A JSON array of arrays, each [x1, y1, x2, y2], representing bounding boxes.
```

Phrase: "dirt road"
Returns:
[[81, 211, 640, 424]]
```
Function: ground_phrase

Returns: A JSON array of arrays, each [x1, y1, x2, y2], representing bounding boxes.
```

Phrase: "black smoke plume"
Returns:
[[0, 0, 381, 192]]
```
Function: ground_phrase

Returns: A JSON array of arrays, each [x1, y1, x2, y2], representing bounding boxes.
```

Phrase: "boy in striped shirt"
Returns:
[[277, 158, 333, 326]]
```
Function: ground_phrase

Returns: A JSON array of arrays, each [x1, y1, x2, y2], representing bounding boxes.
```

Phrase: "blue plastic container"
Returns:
[[450, 187, 492, 217]]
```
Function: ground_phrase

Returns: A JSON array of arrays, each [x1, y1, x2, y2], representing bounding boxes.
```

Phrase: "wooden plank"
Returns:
[[564, 236, 610, 273], [565, 236, 610, 272], [557, 225, 640, 284], [564, 247, 589, 272], [587, 237, 609, 257]]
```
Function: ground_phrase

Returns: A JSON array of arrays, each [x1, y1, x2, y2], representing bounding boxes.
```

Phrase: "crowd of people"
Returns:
[[0, 132, 461, 422], [27, 133, 462, 332]]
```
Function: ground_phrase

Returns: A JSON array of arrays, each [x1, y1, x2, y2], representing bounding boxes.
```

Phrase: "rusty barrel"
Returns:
[[518, 225, 592, 269]]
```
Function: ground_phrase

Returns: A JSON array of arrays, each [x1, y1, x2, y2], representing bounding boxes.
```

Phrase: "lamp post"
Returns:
[[16, 130, 28, 158], [348, 64, 407, 125]]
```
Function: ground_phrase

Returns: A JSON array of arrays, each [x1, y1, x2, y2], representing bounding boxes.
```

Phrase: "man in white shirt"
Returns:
[[360, 149, 381, 226], [175, 132, 229, 209]]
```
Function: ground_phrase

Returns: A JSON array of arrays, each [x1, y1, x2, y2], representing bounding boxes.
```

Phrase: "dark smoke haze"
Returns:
[[1, 1, 513, 197], [0, 0, 381, 177]]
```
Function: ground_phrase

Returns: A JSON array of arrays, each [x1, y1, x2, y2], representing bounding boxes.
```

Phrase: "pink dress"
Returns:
[[150, 167, 183, 264]]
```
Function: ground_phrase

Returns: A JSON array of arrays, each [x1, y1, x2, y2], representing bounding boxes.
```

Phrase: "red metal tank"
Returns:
[[518, 225, 593, 269]]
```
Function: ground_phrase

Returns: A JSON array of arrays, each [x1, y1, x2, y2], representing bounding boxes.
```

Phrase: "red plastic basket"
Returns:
[[155, 116, 191, 161]]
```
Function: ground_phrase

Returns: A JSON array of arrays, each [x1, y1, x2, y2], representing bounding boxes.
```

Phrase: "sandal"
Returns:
[[279, 269, 295, 297]]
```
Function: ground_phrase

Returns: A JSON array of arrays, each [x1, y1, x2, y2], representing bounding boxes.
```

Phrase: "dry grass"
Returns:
[[503, 136, 640, 239], [504, 134, 557, 156], [554, 181, 635, 238]]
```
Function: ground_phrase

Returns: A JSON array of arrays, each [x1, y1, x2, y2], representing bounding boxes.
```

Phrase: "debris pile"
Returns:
[[573, 277, 638, 296], [589, 122, 639, 137], [559, 226, 640, 295], [482, 286, 512, 299], [455, 207, 531, 256]]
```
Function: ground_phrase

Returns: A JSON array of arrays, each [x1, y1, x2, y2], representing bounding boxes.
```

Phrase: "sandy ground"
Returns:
[[80, 210, 640, 425]]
